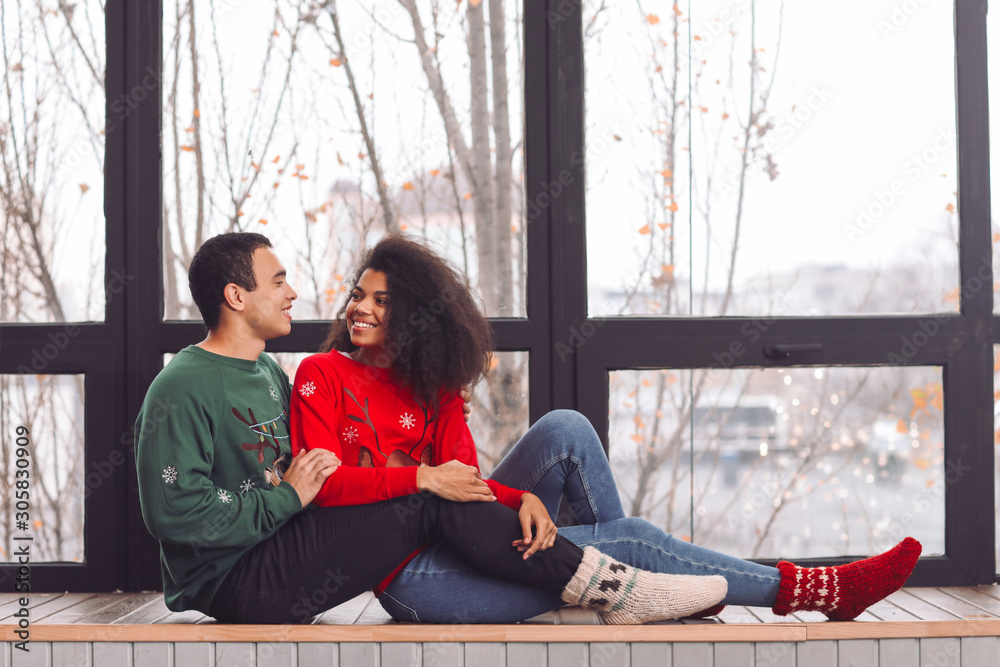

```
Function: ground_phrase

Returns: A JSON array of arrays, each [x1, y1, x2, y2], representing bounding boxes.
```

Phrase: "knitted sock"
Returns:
[[772, 537, 922, 621], [561, 547, 727, 624]]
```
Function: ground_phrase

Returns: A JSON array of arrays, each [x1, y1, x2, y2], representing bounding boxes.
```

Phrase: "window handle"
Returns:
[[763, 343, 824, 359]]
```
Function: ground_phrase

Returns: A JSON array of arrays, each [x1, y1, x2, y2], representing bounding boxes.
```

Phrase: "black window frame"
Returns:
[[0, 0, 992, 591]]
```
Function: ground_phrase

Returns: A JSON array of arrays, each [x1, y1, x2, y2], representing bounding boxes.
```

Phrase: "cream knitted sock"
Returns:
[[560, 547, 728, 624]]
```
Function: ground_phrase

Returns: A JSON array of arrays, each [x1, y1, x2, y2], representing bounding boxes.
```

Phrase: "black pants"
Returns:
[[208, 493, 585, 623]]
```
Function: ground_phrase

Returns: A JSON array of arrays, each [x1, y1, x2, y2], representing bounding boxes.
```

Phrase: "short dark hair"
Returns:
[[188, 232, 272, 330], [321, 234, 492, 411]]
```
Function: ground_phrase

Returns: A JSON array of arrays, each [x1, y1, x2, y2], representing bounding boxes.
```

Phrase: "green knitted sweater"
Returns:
[[135, 346, 302, 613]]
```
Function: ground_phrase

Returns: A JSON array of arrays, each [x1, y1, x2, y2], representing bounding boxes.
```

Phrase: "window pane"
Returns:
[[610, 366, 944, 559], [1, 2, 107, 323], [163, 349, 528, 476], [585, 1, 958, 317], [0, 375, 84, 563], [162, 0, 525, 321]]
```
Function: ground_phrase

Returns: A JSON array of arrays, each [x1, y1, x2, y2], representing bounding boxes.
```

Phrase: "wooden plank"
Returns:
[[425, 643, 463, 667], [77, 593, 162, 624], [878, 638, 919, 667], [806, 619, 1000, 640], [8, 594, 97, 624], [630, 643, 671, 667], [554, 607, 601, 625], [960, 636, 1000, 667], [464, 643, 504, 667], [884, 590, 962, 621], [114, 597, 174, 624], [381, 643, 421, 667], [671, 643, 712, 665], [942, 588, 1000, 617], [714, 642, 753, 666], [11, 641, 47, 667], [175, 642, 214, 666], [133, 642, 170, 667], [33, 594, 124, 625], [905, 588, 996, 619], [215, 643, 255, 667], [154, 610, 206, 624], [796, 637, 840, 666], [316, 593, 374, 625], [589, 642, 628, 667], [92, 642, 129, 667], [919, 637, 960, 667], [716, 606, 762, 624], [863, 598, 921, 622], [51, 642, 89, 667], [340, 643, 379, 667], [837, 639, 877, 667], [298, 643, 338, 667], [548, 643, 587, 667], [506, 644, 544, 667], [755, 641, 796, 667], [258, 642, 295, 666], [0, 621, 815, 643]]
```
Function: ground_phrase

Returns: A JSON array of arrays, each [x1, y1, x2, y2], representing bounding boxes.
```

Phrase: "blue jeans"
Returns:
[[379, 410, 782, 623]]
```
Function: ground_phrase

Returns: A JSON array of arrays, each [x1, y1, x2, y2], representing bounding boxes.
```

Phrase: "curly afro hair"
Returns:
[[320, 234, 493, 411]]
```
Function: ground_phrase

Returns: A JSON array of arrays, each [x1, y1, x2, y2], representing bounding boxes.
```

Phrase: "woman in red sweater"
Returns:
[[290, 234, 920, 623]]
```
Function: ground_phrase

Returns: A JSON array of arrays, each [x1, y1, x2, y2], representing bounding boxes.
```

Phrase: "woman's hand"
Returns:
[[416, 460, 495, 502], [513, 493, 557, 560]]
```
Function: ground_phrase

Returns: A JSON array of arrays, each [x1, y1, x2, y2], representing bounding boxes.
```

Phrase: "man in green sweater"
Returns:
[[134, 232, 342, 617]]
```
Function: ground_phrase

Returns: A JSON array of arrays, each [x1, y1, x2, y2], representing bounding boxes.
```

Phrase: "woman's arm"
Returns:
[[431, 392, 527, 511]]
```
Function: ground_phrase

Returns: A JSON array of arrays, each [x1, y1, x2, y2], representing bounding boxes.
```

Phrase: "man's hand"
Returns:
[[416, 459, 495, 502], [281, 449, 341, 508], [513, 493, 557, 560], [459, 387, 472, 423]]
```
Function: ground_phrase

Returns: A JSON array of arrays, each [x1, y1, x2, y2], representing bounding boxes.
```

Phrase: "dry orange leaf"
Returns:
[[913, 458, 931, 471], [658, 168, 673, 179], [946, 202, 955, 213], [329, 58, 343, 67], [259, 219, 268, 225], [463, 192, 472, 200], [896, 418, 908, 434], [430, 169, 441, 176], [193, 109, 200, 118], [295, 163, 305, 170], [79, 183, 89, 193], [272, 155, 281, 163], [272, 29, 279, 37], [630, 434, 644, 443], [299, 174, 309, 180], [647, 14, 660, 24], [273, 182, 280, 189], [693, 35, 702, 41], [668, 202, 679, 212], [722, 112, 730, 120], [305, 211, 318, 222], [251, 162, 260, 170], [403, 181, 415, 191], [638, 224, 651, 234], [180, 145, 194, 152], [658, 223, 670, 230], [673, 3, 682, 15], [237, 210, 245, 217]]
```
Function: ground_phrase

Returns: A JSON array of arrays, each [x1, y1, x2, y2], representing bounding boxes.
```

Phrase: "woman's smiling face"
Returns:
[[346, 269, 390, 361]]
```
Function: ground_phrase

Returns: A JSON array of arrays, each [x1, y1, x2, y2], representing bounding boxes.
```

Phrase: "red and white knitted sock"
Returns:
[[772, 537, 921, 621]]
